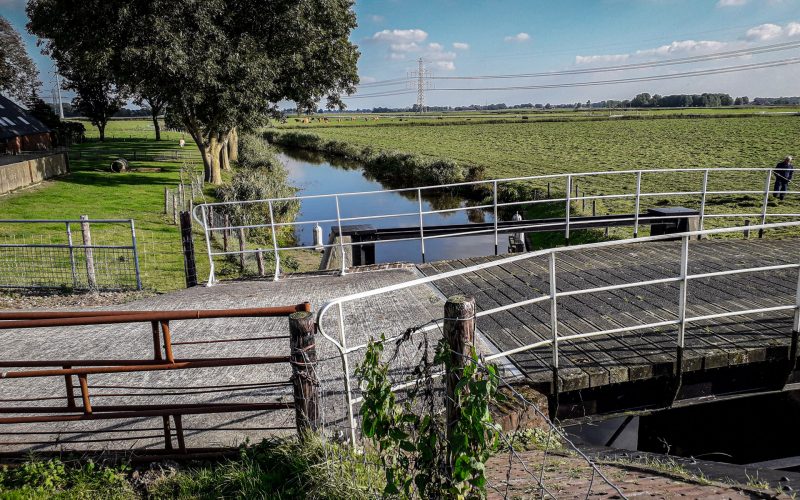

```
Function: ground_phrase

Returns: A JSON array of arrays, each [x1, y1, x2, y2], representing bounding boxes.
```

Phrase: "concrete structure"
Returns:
[[0, 152, 69, 195]]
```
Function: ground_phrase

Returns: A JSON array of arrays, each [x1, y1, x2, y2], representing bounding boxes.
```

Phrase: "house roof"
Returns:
[[0, 95, 51, 141]]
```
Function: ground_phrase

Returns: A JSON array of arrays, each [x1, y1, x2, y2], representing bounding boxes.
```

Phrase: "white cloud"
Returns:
[[390, 42, 421, 52], [717, 0, 748, 6], [636, 39, 728, 57], [389, 52, 406, 60], [785, 21, 800, 36], [430, 61, 455, 71], [369, 14, 385, 23], [371, 29, 428, 43], [575, 54, 630, 65], [453, 42, 470, 50], [428, 42, 443, 51], [504, 32, 530, 43], [745, 23, 784, 40]]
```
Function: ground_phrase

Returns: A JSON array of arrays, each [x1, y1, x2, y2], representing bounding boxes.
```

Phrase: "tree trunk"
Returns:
[[151, 110, 161, 141], [229, 127, 239, 162], [98, 123, 106, 142], [221, 137, 231, 171], [184, 122, 211, 182], [208, 135, 223, 185]]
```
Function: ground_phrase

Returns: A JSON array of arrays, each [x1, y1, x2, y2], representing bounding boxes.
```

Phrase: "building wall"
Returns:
[[0, 153, 69, 195], [2, 132, 52, 155]]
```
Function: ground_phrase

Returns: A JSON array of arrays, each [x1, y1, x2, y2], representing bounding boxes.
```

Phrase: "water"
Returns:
[[277, 148, 503, 263]]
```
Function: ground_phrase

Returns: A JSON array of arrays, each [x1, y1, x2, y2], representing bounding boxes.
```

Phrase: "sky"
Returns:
[[2, 0, 799, 109]]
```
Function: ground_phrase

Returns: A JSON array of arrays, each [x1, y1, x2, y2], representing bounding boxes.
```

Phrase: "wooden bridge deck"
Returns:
[[418, 238, 800, 394]]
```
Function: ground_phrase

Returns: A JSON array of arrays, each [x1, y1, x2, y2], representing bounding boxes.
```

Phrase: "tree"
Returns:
[[631, 93, 652, 108], [60, 54, 127, 141], [133, 90, 167, 141], [0, 16, 40, 102], [28, 0, 360, 184]]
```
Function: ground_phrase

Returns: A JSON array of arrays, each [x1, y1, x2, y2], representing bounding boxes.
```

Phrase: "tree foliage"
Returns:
[[27, 0, 360, 184], [0, 15, 40, 102]]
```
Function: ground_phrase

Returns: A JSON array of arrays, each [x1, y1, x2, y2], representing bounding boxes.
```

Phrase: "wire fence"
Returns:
[[165, 167, 206, 225], [0, 218, 142, 291]]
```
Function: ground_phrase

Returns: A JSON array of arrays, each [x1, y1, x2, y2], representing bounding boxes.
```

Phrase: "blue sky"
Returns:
[[3, 0, 799, 109]]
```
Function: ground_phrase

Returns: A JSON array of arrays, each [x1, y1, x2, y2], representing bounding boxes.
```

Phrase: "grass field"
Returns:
[[282, 114, 800, 230], [0, 120, 211, 292]]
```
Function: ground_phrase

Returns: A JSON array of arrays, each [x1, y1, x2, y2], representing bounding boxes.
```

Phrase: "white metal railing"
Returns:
[[192, 166, 800, 285], [316, 220, 800, 445]]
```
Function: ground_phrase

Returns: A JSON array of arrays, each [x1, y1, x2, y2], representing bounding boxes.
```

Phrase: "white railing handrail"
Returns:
[[193, 164, 792, 285], [315, 219, 800, 445]]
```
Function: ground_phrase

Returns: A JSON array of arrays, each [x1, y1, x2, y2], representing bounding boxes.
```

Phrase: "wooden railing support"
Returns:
[[290, 311, 319, 436]]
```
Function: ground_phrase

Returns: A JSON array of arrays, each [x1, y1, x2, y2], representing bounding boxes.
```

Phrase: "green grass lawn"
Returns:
[[0, 119, 211, 292]]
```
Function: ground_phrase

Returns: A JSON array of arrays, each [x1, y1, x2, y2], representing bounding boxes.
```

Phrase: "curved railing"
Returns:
[[193, 166, 799, 285], [316, 220, 800, 445]]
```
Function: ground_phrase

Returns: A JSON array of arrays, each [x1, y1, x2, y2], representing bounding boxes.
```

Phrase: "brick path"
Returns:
[[0, 266, 454, 452], [485, 450, 770, 499]]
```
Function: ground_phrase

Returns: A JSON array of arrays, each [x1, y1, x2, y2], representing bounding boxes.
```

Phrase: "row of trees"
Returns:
[[22, 0, 360, 184]]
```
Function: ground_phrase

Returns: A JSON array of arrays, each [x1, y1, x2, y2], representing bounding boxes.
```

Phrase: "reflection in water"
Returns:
[[277, 148, 499, 263]]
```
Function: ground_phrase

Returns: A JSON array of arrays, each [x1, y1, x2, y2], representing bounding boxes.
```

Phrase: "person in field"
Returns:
[[773, 155, 794, 200]]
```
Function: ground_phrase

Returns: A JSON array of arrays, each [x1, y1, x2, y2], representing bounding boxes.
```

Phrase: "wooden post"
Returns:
[[180, 212, 198, 287], [592, 199, 597, 217], [178, 183, 185, 210], [80, 215, 97, 290], [237, 228, 246, 270], [290, 311, 319, 435], [256, 249, 265, 276], [547, 182, 551, 198], [172, 191, 178, 225], [574, 181, 579, 197], [444, 295, 476, 467], [164, 187, 169, 214], [744, 219, 751, 239]]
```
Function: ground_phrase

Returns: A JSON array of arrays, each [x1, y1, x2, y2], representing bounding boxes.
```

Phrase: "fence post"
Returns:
[[744, 219, 751, 239], [223, 215, 230, 252], [633, 171, 642, 238], [164, 187, 169, 214], [80, 215, 97, 290], [180, 212, 198, 288], [444, 294, 476, 467], [290, 310, 319, 435], [129, 219, 143, 291], [238, 228, 246, 270], [256, 249, 265, 276], [172, 191, 178, 225], [759, 169, 772, 238], [564, 175, 572, 244], [178, 183, 185, 211], [65, 222, 78, 289]]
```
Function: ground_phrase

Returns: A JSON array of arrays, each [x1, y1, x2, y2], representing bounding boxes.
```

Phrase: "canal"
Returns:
[[278, 147, 504, 263]]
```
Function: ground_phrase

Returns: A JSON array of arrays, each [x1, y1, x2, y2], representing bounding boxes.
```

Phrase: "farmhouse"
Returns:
[[0, 94, 52, 155]]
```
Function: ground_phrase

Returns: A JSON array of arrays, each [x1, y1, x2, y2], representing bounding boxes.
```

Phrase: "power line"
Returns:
[[353, 40, 800, 88], [431, 40, 800, 80], [431, 57, 800, 92], [343, 56, 800, 99]]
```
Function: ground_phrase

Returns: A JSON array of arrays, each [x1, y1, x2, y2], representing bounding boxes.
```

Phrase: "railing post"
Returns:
[[290, 310, 319, 435], [337, 302, 357, 446], [237, 228, 246, 271], [564, 176, 572, 244], [699, 169, 709, 231], [493, 180, 499, 255], [65, 222, 78, 289], [335, 195, 347, 276], [444, 294, 476, 469], [417, 188, 426, 263], [548, 251, 559, 418], [179, 212, 197, 288], [200, 205, 216, 286], [633, 171, 642, 238], [80, 215, 97, 291], [677, 234, 690, 369], [268, 200, 281, 281], [759, 169, 772, 238], [129, 219, 143, 291]]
